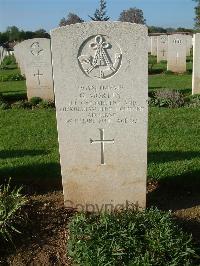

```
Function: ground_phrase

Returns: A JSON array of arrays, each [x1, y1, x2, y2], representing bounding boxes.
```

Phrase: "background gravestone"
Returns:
[[150, 36, 157, 56], [18, 38, 54, 101], [51, 22, 148, 212], [14, 43, 26, 75], [167, 34, 186, 73], [192, 33, 200, 94], [157, 35, 168, 62]]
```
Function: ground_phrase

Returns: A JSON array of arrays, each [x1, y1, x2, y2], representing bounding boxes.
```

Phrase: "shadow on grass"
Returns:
[[147, 170, 200, 243], [0, 149, 49, 159], [148, 69, 164, 75], [148, 151, 200, 164], [147, 170, 200, 211], [3, 93, 27, 102], [0, 162, 62, 194]]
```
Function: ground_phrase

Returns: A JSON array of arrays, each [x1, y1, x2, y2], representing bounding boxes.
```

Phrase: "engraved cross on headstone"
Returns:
[[34, 69, 43, 85], [161, 49, 166, 57], [90, 128, 114, 165]]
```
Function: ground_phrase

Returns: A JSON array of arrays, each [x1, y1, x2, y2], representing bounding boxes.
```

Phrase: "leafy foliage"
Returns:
[[193, 0, 200, 29], [149, 89, 185, 108], [68, 208, 198, 265], [0, 180, 27, 242], [59, 13, 84, 27], [119, 7, 146, 24], [0, 55, 16, 69], [185, 94, 200, 107], [89, 0, 110, 21]]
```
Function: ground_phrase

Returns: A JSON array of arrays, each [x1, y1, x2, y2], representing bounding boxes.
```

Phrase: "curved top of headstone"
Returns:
[[50, 21, 147, 34]]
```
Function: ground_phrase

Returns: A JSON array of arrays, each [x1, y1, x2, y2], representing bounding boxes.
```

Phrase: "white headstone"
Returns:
[[51, 22, 148, 212], [151, 36, 157, 56], [192, 33, 200, 94], [14, 43, 26, 75], [17, 38, 54, 101], [167, 34, 186, 73], [157, 35, 168, 62]]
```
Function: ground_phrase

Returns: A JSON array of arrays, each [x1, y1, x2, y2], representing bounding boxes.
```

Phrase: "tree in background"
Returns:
[[148, 26, 167, 33], [89, 0, 110, 21], [0, 26, 50, 45], [119, 8, 146, 24], [194, 0, 200, 28], [59, 13, 84, 26]]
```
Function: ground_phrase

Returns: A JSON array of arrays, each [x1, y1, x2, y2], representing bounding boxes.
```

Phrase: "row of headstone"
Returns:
[[149, 34, 193, 73]]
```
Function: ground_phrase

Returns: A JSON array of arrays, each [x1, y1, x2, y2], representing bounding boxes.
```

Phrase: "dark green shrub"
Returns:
[[68, 208, 198, 266], [163, 70, 174, 75], [36, 100, 55, 109], [0, 55, 16, 69], [29, 97, 43, 106], [0, 180, 27, 242], [185, 94, 200, 107], [11, 100, 31, 109], [0, 102, 10, 110], [150, 89, 185, 108], [0, 95, 9, 110]]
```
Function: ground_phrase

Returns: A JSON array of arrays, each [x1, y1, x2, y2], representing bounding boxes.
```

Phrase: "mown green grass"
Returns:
[[0, 81, 26, 100], [0, 109, 60, 192], [0, 67, 20, 77], [149, 55, 192, 94], [148, 107, 200, 183]]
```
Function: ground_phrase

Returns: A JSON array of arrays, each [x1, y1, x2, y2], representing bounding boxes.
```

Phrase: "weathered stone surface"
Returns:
[[192, 33, 200, 94], [167, 34, 186, 73], [157, 35, 168, 62], [16, 38, 54, 101], [51, 22, 148, 212]]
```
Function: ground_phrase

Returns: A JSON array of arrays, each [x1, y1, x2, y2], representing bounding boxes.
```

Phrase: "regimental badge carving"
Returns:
[[78, 35, 122, 79], [160, 36, 167, 43], [30, 42, 43, 56], [173, 39, 182, 44]]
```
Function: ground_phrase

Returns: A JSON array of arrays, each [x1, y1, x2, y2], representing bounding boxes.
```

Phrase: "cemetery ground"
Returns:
[[0, 56, 200, 265]]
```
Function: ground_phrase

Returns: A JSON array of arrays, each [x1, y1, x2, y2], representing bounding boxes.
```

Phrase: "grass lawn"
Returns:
[[148, 107, 200, 182], [0, 109, 60, 192], [0, 80, 26, 100]]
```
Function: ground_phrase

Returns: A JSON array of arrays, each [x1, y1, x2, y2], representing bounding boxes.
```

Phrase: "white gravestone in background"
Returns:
[[14, 43, 26, 75], [150, 36, 157, 56], [51, 22, 148, 212], [167, 34, 186, 73], [19, 38, 54, 101], [192, 34, 200, 94], [157, 35, 168, 63]]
